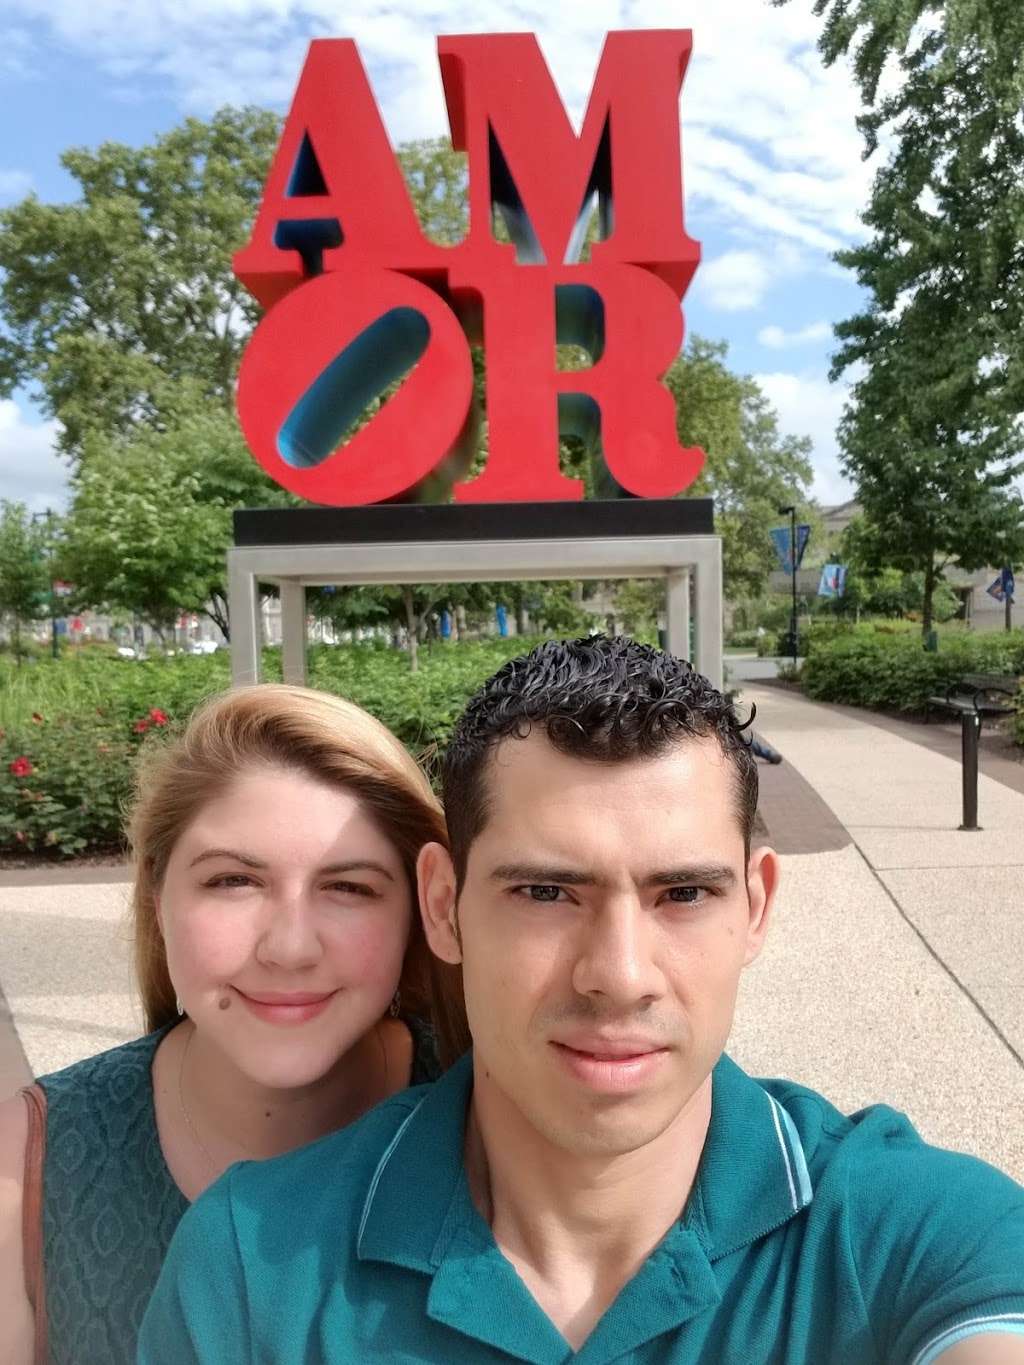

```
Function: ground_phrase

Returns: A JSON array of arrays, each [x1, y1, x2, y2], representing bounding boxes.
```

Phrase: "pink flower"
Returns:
[[132, 720, 150, 734], [9, 756, 33, 777], [148, 708, 169, 726]]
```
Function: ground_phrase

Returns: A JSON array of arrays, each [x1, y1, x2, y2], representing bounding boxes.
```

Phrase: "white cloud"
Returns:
[[6, 0, 873, 265], [0, 402, 69, 512], [752, 370, 853, 506], [697, 249, 773, 312], [758, 321, 832, 349]]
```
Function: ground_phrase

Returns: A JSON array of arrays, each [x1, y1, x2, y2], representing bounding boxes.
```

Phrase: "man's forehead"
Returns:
[[481, 727, 735, 814]]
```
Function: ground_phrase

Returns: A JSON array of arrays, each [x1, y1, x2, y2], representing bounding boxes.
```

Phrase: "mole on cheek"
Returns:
[[219, 996, 231, 1010]]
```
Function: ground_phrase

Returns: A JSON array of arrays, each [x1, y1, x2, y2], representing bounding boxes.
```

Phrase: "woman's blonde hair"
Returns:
[[128, 684, 469, 1067]]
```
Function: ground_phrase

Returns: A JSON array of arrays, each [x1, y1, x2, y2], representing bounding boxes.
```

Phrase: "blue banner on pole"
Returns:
[[495, 603, 509, 637], [770, 524, 811, 575], [987, 566, 1015, 605], [817, 564, 848, 598]]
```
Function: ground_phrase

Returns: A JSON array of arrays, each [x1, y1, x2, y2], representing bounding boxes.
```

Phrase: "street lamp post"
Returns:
[[778, 504, 798, 669]]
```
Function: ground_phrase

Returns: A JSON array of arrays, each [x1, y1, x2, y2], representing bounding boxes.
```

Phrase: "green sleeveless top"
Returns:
[[37, 1016, 441, 1365]]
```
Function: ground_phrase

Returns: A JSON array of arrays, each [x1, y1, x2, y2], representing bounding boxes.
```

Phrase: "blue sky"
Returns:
[[0, 0, 872, 512]]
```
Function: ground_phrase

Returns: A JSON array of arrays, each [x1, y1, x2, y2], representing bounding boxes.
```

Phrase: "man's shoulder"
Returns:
[[224, 1082, 432, 1230], [760, 1072, 1024, 1225]]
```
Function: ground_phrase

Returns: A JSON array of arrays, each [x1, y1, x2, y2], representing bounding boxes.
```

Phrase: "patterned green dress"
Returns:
[[35, 1017, 440, 1365]]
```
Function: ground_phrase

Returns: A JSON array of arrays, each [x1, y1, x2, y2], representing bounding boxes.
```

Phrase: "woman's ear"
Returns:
[[417, 842, 462, 966]]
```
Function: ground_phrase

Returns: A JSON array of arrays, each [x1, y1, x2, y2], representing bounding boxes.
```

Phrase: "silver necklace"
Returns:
[[177, 1023, 255, 1173]]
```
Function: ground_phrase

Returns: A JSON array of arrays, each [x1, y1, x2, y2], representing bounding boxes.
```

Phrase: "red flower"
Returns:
[[31, 712, 43, 724], [133, 720, 150, 734], [9, 757, 33, 777], [148, 708, 169, 726]]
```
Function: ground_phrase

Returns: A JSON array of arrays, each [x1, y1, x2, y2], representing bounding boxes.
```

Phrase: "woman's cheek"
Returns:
[[167, 903, 258, 987], [322, 910, 410, 991]]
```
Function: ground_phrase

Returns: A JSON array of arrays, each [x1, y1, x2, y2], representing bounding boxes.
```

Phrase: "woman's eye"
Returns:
[[325, 881, 377, 898], [206, 873, 255, 889]]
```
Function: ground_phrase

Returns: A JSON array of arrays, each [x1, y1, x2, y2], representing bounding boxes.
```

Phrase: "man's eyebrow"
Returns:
[[642, 865, 738, 889], [487, 862, 738, 889], [489, 863, 596, 886]]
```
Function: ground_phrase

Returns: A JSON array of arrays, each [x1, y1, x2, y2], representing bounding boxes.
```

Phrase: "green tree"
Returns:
[[0, 107, 280, 458], [60, 405, 290, 639], [775, 0, 1024, 635], [665, 338, 816, 599], [0, 501, 51, 659]]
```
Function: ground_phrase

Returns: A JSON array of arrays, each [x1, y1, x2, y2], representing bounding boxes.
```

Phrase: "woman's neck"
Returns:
[[154, 1017, 409, 1197]]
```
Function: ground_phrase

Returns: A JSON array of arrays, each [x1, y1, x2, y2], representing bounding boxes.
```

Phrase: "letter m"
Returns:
[[438, 29, 699, 294]]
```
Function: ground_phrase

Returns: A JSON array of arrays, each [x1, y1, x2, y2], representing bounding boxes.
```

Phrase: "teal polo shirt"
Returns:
[[138, 1052, 1024, 1364]]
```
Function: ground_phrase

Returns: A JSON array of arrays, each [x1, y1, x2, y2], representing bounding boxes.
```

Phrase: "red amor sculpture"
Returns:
[[234, 31, 704, 506]]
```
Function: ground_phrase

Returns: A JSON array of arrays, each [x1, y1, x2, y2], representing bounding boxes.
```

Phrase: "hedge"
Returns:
[[800, 629, 1024, 727], [0, 638, 540, 858]]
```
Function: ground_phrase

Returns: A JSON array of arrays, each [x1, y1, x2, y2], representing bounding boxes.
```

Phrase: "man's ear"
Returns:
[[417, 842, 462, 966], [743, 845, 779, 967]]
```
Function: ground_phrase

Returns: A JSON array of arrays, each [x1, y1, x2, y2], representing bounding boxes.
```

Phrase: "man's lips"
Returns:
[[552, 1037, 669, 1060], [551, 1037, 670, 1091]]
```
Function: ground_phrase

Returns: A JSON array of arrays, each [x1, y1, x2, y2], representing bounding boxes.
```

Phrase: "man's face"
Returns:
[[421, 730, 776, 1159]]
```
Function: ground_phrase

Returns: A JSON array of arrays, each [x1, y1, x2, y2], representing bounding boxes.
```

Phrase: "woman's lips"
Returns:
[[234, 989, 337, 1025]]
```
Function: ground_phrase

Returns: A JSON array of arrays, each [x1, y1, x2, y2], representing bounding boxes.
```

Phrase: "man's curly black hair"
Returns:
[[442, 635, 758, 887]]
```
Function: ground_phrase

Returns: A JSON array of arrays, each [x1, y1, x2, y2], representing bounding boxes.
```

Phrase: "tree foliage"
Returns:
[[775, 0, 1024, 633], [666, 338, 815, 599], [0, 501, 50, 654], [60, 403, 291, 638], [0, 107, 280, 457]]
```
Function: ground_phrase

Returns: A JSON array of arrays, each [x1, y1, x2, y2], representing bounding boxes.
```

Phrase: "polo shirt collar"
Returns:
[[356, 1050, 813, 1360], [356, 1052, 474, 1274], [686, 1052, 814, 1261]]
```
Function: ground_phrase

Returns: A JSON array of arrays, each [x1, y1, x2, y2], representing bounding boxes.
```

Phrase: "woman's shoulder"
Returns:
[[36, 1026, 172, 1103]]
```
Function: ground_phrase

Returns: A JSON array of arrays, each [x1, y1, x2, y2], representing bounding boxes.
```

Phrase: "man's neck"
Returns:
[[464, 1071, 713, 1350]]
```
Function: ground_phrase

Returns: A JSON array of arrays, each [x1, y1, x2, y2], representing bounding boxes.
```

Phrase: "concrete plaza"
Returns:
[[1, 675, 1022, 1181]]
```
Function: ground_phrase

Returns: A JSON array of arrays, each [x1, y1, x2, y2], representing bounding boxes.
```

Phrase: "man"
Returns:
[[140, 637, 1024, 1363]]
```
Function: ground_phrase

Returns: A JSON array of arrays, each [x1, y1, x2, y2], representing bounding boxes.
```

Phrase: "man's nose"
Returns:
[[571, 898, 666, 1007]]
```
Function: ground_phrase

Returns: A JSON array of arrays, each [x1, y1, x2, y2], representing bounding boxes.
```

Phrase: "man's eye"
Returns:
[[665, 886, 704, 904], [523, 885, 563, 903]]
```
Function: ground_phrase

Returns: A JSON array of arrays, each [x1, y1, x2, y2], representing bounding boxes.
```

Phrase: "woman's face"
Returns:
[[157, 764, 412, 1090]]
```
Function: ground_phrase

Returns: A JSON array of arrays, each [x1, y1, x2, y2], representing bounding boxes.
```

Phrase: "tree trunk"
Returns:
[[402, 586, 419, 673], [921, 557, 936, 641], [204, 592, 231, 643]]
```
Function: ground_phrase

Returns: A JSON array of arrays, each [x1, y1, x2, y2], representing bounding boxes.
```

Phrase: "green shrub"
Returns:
[[801, 629, 1024, 717], [726, 629, 760, 649], [0, 637, 545, 858]]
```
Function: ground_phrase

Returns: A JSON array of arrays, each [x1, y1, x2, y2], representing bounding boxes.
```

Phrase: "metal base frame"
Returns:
[[228, 534, 723, 690]]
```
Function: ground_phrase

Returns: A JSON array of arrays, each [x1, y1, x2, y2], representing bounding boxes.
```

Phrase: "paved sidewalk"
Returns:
[[0, 685, 1021, 1185], [733, 684, 1024, 1182]]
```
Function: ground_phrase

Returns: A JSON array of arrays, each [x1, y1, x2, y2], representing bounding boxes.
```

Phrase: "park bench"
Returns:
[[926, 672, 1019, 830]]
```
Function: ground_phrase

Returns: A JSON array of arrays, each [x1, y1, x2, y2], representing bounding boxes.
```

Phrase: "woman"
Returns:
[[0, 684, 467, 1365]]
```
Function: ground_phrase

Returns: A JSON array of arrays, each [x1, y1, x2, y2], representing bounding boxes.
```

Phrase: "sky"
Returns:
[[0, 0, 875, 513]]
